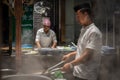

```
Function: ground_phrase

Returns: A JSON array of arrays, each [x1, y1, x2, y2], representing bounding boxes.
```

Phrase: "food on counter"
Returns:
[[54, 70, 64, 79]]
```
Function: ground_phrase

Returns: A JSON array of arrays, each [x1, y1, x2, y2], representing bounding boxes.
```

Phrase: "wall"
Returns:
[[0, 0, 2, 46], [65, 0, 75, 45], [21, 5, 33, 47], [0, 0, 2, 79]]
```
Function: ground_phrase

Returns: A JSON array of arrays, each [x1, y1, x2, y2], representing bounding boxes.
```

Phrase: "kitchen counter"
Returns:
[[1, 49, 75, 80], [1, 46, 118, 80]]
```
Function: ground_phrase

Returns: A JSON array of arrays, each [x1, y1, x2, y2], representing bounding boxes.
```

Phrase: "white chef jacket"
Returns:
[[35, 28, 57, 48], [73, 23, 102, 80]]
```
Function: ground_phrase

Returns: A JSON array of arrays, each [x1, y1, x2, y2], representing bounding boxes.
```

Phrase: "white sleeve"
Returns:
[[52, 31, 57, 43], [35, 30, 40, 42], [86, 32, 102, 50]]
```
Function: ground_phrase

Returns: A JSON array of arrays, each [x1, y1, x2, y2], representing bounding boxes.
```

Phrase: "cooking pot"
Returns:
[[2, 74, 52, 80], [1, 69, 16, 75]]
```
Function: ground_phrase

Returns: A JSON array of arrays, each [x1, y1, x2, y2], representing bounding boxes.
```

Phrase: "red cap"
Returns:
[[43, 18, 51, 27]]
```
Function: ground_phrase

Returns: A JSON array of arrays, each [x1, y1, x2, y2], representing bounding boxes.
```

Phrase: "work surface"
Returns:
[[1, 49, 75, 80], [1, 47, 119, 80]]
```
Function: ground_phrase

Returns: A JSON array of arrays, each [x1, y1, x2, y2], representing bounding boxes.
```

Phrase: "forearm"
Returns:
[[68, 51, 77, 57], [51, 42, 57, 48], [62, 51, 77, 62], [35, 41, 41, 48], [70, 48, 94, 66]]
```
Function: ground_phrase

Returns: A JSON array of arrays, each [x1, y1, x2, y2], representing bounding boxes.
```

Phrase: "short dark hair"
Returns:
[[74, 3, 92, 16]]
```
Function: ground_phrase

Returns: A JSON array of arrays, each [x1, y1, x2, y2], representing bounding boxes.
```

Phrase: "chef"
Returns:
[[61, 3, 102, 80], [35, 18, 57, 48]]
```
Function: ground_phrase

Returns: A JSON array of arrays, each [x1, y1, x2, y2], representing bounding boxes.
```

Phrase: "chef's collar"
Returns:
[[82, 23, 94, 30]]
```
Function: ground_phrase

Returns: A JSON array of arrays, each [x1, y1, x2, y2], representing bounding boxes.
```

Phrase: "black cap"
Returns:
[[74, 3, 91, 12]]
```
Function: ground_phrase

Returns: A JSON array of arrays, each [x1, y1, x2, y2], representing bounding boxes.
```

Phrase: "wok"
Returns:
[[2, 74, 52, 80]]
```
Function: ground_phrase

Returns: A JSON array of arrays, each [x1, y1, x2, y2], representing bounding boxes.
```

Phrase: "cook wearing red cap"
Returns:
[[43, 18, 51, 27], [42, 18, 51, 33], [35, 18, 57, 48]]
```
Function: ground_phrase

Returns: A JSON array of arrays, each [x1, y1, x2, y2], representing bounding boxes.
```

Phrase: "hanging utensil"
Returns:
[[71, 42, 77, 48]]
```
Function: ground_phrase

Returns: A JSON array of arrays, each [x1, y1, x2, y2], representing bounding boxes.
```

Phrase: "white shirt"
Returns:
[[73, 23, 102, 80], [35, 28, 57, 48]]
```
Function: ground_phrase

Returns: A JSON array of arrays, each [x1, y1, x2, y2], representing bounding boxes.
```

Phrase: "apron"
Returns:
[[40, 35, 52, 48]]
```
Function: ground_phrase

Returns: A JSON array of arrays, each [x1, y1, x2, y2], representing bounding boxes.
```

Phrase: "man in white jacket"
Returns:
[[62, 3, 102, 80]]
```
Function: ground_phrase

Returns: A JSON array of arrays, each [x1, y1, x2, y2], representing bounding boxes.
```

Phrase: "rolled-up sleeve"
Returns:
[[86, 32, 102, 50], [52, 31, 57, 43], [35, 30, 40, 42]]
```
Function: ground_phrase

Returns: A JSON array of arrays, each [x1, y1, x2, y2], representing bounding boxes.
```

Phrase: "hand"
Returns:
[[62, 54, 70, 62], [51, 46, 55, 49], [61, 63, 71, 72]]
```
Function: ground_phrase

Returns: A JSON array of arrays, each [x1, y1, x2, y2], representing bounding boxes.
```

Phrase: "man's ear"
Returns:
[[84, 12, 88, 15]]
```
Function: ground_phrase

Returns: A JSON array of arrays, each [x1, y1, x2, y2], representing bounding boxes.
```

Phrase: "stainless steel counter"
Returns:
[[1, 46, 119, 80], [1, 49, 75, 80]]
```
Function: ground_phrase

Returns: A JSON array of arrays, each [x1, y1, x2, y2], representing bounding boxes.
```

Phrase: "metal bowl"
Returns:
[[1, 69, 16, 75], [2, 74, 52, 80]]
